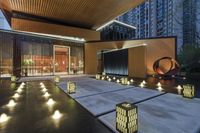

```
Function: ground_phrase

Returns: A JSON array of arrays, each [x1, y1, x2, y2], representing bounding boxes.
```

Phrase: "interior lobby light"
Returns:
[[7, 99, 16, 107], [13, 93, 20, 99], [47, 98, 55, 106], [0, 113, 9, 123], [52, 110, 62, 120]]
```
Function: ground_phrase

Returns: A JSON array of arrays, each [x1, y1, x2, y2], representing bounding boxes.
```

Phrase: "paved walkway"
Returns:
[[58, 77, 200, 133]]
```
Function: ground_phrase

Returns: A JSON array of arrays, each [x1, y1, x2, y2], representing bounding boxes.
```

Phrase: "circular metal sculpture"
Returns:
[[153, 57, 180, 75]]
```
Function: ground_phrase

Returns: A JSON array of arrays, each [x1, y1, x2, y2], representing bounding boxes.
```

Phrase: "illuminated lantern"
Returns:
[[67, 82, 76, 94], [116, 102, 138, 133], [11, 75, 16, 82], [54, 76, 60, 83], [121, 77, 128, 85], [183, 84, 195, 99], [96, 74, 101, 80]]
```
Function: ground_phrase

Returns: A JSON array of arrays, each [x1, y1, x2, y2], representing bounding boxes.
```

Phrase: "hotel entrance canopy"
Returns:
[[0, 0, 144, 29]]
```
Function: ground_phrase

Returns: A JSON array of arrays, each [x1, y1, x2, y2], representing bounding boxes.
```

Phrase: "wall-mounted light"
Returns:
[[116, 102, 138, 133], [52, 110, 62, 120], [67, 82, 76, 94], [183, 84, 195, 99]]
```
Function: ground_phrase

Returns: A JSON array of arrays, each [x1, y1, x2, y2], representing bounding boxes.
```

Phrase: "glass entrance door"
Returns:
[[54, 46, 70, 75]]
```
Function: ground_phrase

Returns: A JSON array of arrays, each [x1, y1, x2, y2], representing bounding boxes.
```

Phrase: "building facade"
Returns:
[[117, 0, 200, 50]]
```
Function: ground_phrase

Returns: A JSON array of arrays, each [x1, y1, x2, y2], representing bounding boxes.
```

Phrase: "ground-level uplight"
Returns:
[[116, 79, 120, 83], [116, 102, 138, 133], [95, 74, 101, 80], [0, 113, 9, 123], [130, 79, 134, 83], [52, 110, 62, 120], [157, 86, 163, 91], [41, 84, 46, 89], [113, 77, 116, 80], [177, 85, 182, 90], [43, 92, 50, 98], [47, 98, 55, 106], [7, 99, 16, 107], [11, 75, 16, 82], [142, 80, 146, 85], [108, 78, 111, 82], [157, 82, 162, 87], [13, 93, 20, 99], [16, 87, 23, 93], [42, 87, 47, 93]]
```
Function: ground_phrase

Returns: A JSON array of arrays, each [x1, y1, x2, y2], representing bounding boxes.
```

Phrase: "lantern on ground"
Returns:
[[11, 75, 16, 82], [96, 74, 101, 80], [116, 102, 138, 133], [183, 84, 195, 99], [54, 76, 60, 84], [67, 82, 76, 94], [121, 77, 128, 85]]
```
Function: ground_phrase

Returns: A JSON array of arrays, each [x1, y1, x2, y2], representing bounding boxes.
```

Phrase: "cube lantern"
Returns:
[[183, 84, 195, 99], [54, 76, 60, 83], [96, 74, 101, 80], [11, 75, 16, 82], [67, 82, 76, 94], [121, 77, 128, 85], [116, 102, 138, 133]]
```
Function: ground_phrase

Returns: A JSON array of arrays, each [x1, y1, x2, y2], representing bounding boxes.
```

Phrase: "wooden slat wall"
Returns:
[[6, 0, 145, 29], [11, 18, 100, 41]]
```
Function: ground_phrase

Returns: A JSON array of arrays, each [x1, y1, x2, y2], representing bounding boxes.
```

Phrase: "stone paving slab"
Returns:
[[99, 93, 200, 133], [59, 79, 130, 99], [76, 87, 163, 116]]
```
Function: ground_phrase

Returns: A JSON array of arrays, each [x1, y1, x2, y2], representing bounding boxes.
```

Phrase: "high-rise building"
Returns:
[[117, 0, 200, 49], [183, 0, 198, 45]]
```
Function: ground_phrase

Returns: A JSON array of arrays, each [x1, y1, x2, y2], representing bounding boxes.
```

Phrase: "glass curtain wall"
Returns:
[[21, 41, 53, 76], [0, 33, 13, 77]]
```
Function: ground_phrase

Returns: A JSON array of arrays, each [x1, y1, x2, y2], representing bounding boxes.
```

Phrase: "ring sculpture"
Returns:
[[153, 57, 180, 76]]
